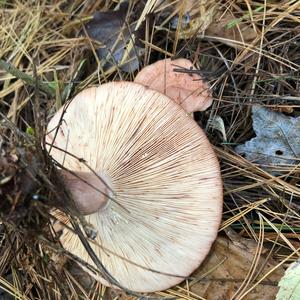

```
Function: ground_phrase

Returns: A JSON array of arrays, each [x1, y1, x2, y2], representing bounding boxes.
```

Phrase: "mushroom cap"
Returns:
[[134, 58, 213, 113], [46, 82, 222, 293]]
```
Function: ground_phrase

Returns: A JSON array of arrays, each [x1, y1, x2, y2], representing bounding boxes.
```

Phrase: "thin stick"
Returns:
[[0, 59, 55, 97]]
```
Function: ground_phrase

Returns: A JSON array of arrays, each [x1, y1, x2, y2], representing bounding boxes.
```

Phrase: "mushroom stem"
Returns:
[[59, 170, 111, 215]]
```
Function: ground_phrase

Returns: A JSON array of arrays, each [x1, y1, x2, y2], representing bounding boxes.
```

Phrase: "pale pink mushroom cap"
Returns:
[[134, 58, 213, 113], [46, 82, 222, 293]]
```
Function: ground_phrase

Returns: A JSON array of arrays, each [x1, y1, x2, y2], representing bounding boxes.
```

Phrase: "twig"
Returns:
[[32, 61, 44, 158], [0, 59, 55, 97]]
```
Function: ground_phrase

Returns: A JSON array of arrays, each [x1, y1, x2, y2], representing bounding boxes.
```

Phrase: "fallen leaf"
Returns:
[[276, 259, 300, 300], [134, 58, 212, 113], [170, 1, 258, 49], [190, 236, 284, 300], [85, 3, 143, 72], [205, 10, 258, 49], [235, 106, 300, 171]]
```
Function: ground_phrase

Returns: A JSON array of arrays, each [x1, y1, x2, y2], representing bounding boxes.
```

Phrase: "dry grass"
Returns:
[[0, 0, 300, 299]]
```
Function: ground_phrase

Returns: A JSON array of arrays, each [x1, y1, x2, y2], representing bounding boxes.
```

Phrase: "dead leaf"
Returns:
[[85, 3, 143, 72], [134, 58, 212, 113], [205, 10, 257, 49], [235, 106, 300, 171], [190, 236, 284, 300], [170, 2, 257, 49]]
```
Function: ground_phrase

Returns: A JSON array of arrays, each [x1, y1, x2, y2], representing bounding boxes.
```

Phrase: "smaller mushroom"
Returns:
[[134, 58, 212, 113]]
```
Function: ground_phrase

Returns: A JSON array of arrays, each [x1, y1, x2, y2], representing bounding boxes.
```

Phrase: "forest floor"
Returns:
[[0, 1, 300, 299]]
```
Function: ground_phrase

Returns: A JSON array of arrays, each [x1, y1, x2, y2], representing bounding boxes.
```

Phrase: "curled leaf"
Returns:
[[85, 3, 143, 72]]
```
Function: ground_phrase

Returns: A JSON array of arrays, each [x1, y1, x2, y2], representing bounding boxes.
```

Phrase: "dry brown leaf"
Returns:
[[171, 1, 257, 50], [205, 10, 257, 49], [189, 236, 284, 300]]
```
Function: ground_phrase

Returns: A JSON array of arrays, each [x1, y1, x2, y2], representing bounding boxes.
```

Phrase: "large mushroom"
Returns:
[[46, 82, 222, 293]]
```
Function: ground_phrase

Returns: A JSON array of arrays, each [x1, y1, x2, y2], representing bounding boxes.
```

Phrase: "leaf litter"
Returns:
[[1, 0, 300, 299], [188, 235, 284, 300], [169, 1, 258, 49]]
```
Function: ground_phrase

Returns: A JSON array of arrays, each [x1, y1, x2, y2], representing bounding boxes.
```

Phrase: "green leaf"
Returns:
[[225, 6, 264, 29], [47, 81, 59, 91], [26, 126, 35, 136], [225, 18, 242, 29], [276, 259, 300, 300]]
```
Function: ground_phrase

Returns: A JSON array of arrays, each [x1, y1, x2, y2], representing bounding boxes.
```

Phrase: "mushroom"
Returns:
[[46, 82, 222, 293], [134, 58, 213, 113]]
